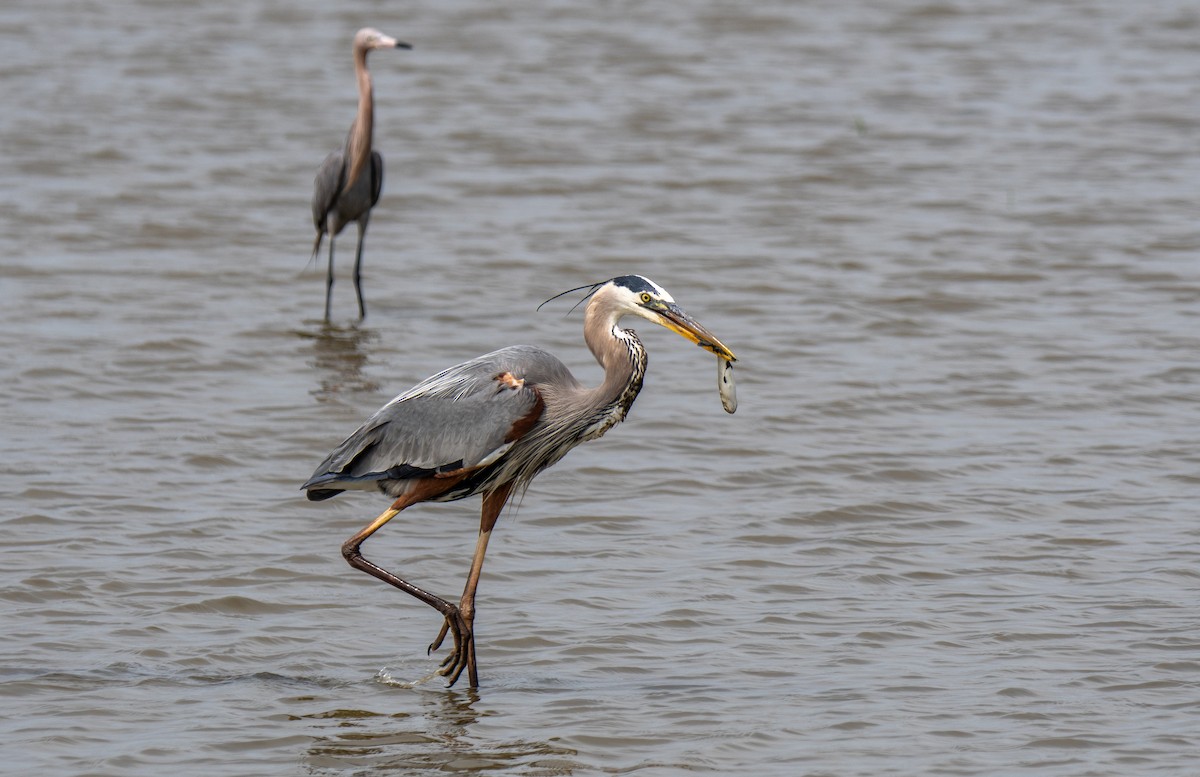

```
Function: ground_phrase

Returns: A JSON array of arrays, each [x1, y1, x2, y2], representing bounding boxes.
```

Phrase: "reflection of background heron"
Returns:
[[301, 325, 381, 402], [303, 275, 737, 687], [311, 28, 411, 322]]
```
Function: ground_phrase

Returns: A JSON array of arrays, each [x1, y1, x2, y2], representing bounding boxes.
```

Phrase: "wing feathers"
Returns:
[[303, 354, 552, 499]]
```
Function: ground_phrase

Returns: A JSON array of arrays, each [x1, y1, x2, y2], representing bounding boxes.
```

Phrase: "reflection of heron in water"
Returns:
[[303, 689, 574, 770], [303, 325, 381, 401], [311, 28, 411, 321], [303, 275, 737, 687]]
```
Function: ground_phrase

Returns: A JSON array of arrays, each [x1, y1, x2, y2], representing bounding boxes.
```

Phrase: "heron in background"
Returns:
[[311, 28, 411, 321], [303, 275, 737, 687]]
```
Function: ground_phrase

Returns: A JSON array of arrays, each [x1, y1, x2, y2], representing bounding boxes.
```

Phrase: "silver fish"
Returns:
[[717, 356, 737, 414]]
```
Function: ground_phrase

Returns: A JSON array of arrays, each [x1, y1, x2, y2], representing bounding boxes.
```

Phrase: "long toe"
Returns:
[[436, 611, 473, 686], [441, 630, 474, 687], [427, 617, 452, 656]]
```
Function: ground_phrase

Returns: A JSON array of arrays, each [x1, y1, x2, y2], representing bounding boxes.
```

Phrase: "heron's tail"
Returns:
[[306, 229, 325, 271]]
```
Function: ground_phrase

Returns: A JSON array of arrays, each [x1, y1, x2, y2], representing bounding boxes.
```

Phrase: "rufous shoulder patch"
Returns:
[[494, 371, 525, 391]]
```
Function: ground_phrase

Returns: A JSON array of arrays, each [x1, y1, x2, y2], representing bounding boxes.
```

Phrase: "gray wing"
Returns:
[[303, 346, 573, 499], [312, 150, 346, 230]]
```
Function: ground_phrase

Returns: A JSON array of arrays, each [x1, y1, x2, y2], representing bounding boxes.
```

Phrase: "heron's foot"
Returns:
[[427, 608, 474, 687]]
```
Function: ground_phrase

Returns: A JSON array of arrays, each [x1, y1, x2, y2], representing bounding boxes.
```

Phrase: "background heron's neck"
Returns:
[[344, 51, 375, 191]]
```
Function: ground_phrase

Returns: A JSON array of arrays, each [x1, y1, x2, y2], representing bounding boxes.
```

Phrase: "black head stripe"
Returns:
[[609, 275, 658, 295]]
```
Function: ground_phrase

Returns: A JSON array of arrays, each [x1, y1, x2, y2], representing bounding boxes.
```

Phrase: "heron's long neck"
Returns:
[[581, 308, 647, 435], [344, 48, 375, 192]]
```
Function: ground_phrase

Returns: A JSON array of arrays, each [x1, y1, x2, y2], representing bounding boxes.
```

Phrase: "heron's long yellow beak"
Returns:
[[657, 303, 736, 362]]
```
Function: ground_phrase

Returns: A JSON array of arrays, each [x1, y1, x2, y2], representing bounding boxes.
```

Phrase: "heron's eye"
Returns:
[[640, 292, 652, 304]]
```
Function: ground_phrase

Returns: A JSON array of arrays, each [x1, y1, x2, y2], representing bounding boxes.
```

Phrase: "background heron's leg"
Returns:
[[324, 233, 337, 321], [352, 217, 369, 320], [436, 483, 514, 687]]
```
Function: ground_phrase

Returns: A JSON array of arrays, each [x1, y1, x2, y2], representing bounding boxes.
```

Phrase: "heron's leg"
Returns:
[[431, 483, 514, 687], [342, 495, 472, 680], [352, 216, 369, 321], [324, 231, 337, 322]]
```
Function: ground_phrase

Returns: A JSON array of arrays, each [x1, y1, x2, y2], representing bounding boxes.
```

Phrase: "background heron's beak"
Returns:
[[377, 35, 411, 50], [656, 303, 737, 362]]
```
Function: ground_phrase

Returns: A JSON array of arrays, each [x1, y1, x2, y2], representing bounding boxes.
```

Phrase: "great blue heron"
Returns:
[[303, 275, 737, 687], [311, 28, 411, 321]]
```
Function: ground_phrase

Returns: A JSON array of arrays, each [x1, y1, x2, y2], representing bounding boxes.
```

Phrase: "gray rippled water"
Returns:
[[2, 0, 1198, 775]]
